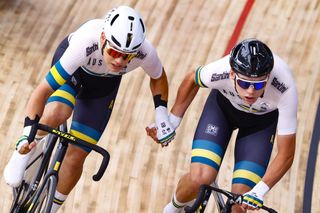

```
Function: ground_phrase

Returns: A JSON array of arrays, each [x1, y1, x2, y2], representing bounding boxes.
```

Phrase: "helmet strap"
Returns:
[[233, 77, 239, 94], [101, 40, 107, 56]]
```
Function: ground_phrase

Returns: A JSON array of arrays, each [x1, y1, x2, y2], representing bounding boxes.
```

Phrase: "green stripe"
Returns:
[[16, 135, 28, 149], [195, 66, 207, 88], [171, 197, 184, 208]]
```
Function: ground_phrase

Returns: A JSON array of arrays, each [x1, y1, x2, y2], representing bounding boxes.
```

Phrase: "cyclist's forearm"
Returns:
[[26, 80, 54, 118], [262, 153, 294, 188], [262, 134, 296, 188], [171, 70, 199, 117], [150, 68, 169, 102]]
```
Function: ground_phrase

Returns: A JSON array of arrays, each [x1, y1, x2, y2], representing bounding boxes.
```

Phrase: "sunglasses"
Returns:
[[105, 41, 137, 61], [235, 74, 268, 90]]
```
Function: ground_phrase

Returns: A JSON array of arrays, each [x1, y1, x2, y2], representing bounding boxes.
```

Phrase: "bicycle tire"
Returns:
[[10, 180, 28, 213], [10, 151, 48, 213], [26, 123, 67, 212], [32, 175, 58, 213], [211, 182, 226, 212], [10, 133, 58, 213]]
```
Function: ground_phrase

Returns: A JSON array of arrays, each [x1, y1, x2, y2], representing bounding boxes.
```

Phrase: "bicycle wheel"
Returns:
[[10, 134, 58, 213], [10, 150, 47, 213], [32, 175, 58, 213], [211, 182, 226, 212]]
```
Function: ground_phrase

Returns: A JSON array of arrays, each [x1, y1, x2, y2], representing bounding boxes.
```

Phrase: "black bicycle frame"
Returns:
[[184, 184, 278, 213], [11, 123, 110, 213]]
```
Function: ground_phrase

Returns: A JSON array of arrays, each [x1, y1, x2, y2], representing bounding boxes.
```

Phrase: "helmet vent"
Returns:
[[251, 56, 258, 72], [111, 35, 121, 48], [132, 43, 142, 50], [128, 16, 134, 20], [139, 19, 145, 33], [110, 14, 119, 26], [126, 33, 133, 48]]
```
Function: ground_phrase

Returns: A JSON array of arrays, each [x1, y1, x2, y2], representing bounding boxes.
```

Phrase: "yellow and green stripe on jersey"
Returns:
[[46, 61, 71, 91], [195, 66, 208, 88]]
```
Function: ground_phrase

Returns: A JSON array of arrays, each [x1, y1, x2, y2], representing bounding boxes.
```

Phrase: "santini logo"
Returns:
[[211, 72, 229, 82], [271, 77, 288, 93], [86, 43, 99, 56], [205, 124, 219, 136]]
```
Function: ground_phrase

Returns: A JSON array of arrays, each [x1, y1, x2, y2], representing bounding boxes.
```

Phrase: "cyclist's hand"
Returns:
[[242, 181, 270, 210], [146, 122, 175, 146], [243, 191, 263, 210], [145, 123, 158, 142], [16, 115, 40, 153], [17, 138, 37, 154], [154, 107, 180, 146], [146, 109, 182, 147]]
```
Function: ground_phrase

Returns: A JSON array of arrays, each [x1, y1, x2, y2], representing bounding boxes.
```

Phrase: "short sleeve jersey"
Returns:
[[53, 19, 163, 79], [195, 54, 298, 135]]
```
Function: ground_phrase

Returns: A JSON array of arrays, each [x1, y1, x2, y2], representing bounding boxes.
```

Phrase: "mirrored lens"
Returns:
[[236, 76, 267, 91], [106, 42, 136, 60], [253, 82, 266, 90]]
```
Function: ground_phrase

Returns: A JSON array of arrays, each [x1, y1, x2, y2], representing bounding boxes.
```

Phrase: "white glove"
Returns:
[[16, 115, 40, 152], [243, 181, 270, 209], [168, 112, 182, 130], [155, 106, 176, 146]]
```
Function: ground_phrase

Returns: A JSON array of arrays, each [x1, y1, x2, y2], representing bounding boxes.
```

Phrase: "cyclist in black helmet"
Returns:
[[147, 38, 298, 213]]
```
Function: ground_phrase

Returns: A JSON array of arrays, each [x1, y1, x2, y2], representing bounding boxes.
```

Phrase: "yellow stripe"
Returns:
[[69, 129, 97, 144], [233, 169, 261, 184], [51, 90, 76, 105], [50, 66, 66, 86], [53, 198, 64, 205], [28, 203, 34, 211], [196, 67, 205, 87], [245, 196, 259, 204], [192, 149, 222, 165], [54, 161, 61, 171]]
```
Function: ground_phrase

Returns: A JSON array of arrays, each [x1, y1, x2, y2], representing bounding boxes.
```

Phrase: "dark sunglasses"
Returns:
[[235, 74, 268, 90], [105, 41, 136, 61]]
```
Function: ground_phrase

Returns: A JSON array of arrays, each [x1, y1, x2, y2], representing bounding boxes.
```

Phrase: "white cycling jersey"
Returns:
[[196, 54, 298, 135], [58, 19, 163, 79]]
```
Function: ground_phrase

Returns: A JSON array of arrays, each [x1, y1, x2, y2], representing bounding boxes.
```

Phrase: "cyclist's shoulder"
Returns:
[[68, 19, 103, 42], [76, 19, 104, 32], [133, 38, 161, 63], [267, 53, 297, 93], [201, 55, 230, 71], [197, 55, 231, 79], [272, 53, 292, 73]]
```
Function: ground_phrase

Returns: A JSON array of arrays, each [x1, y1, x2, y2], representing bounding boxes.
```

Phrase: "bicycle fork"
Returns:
[[27, 140, 68, 212]]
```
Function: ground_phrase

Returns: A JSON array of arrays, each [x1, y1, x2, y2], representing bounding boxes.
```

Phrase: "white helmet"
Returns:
[[103, 6, 146, 53]]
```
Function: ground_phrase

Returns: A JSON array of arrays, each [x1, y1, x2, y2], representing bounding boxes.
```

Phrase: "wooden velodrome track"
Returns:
[[0, 0, 319, 212]]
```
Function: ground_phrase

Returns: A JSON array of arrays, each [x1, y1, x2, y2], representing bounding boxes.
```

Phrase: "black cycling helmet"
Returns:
[[229, 38, 274, 77]]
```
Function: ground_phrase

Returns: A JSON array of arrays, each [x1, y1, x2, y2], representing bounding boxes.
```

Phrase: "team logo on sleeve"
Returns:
[[211, 71, 229, 82], [86, 43, 99, 56], [271, 77, 288, 93], [135, 50, 147, 60], [205, 124, 219, 136]]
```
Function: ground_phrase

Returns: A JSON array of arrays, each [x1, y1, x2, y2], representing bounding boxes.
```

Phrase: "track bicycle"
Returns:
[[9, 123, 110, 213], [184, 183, 277, 213]]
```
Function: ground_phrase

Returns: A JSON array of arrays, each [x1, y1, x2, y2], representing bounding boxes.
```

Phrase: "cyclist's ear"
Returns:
[[229, 70, 236, 80]]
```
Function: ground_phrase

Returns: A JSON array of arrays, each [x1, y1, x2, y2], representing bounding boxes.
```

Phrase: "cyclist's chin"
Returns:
[[242, 96, 258, 104], [107, 64, 123, 72]]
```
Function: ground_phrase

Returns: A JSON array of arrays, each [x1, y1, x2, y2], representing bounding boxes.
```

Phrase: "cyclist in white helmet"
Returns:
[[147, 38, 298, 213], [4, 5, 176, 212]]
